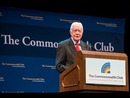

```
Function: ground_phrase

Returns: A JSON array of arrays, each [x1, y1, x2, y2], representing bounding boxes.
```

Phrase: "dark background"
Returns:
[[0, 0, 130, 83], [0, 2, 129, 58], [0, 0, 129, 53]]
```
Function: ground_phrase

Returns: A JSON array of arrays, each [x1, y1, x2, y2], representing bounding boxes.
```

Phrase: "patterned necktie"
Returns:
[[75, 43, 80, 51]]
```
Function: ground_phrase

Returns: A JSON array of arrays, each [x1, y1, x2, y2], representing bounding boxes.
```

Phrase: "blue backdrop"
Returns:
[[0, 7, 125, 93]]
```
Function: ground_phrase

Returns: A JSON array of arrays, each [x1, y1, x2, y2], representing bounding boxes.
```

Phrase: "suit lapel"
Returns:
[[68, 38, 76, 54], [80, 41, 86, 50]]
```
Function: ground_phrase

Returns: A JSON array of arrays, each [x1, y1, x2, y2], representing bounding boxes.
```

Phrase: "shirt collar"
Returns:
[[71, 37, 80, 45]]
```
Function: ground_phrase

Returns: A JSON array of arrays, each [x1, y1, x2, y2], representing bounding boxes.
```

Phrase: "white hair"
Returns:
[[70, 22, 83, 32]]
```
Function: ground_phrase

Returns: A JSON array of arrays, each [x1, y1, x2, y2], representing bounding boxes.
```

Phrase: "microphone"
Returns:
[[87, 42, 96, 51]]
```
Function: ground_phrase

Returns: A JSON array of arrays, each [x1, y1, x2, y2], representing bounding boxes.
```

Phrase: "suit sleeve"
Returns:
[[55, 43, 68, 73]]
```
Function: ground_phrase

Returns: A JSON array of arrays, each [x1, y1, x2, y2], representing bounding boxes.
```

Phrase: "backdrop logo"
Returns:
[[101, 62, 110, 73]]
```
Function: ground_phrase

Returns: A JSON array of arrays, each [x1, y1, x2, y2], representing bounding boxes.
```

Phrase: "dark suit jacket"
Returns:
[[56, 38, 91, 73]]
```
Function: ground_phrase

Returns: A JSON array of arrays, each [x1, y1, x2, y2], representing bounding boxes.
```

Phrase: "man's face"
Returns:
[[70, 24, 83, 42]]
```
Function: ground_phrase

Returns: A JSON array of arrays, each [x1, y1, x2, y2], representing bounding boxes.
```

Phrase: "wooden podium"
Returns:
[[59, 50, 129, 93]]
